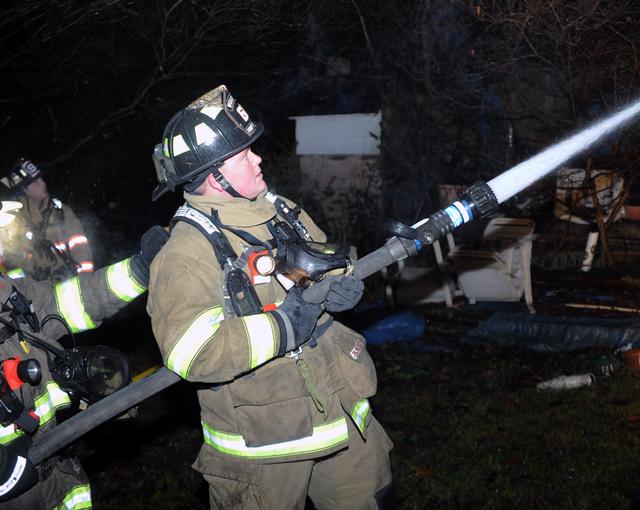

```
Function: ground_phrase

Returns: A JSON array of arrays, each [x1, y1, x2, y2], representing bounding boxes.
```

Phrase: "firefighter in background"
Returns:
[[0, 158, 94, 282], [147, 85, 392, 509], [0, 200, 168, 509]]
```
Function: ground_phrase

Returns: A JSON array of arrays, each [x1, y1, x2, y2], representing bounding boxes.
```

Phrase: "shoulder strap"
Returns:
[[36, 199, 60, 238], [171, 204, 236, 269], [215, 217, 271, 250], [265, 192, 311, 241], [171, 204, 263, 317]]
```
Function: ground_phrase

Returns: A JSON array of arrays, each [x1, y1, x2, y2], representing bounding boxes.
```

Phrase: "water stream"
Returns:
[[488, 99, 640, 204]]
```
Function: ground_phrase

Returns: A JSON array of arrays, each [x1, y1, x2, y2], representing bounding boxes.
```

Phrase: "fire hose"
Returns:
[[28, 97, 640, 465]]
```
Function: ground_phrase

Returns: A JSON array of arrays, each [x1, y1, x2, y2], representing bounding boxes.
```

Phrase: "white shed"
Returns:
[[289, 112, 383, 239], [290, 112, 381, 155]]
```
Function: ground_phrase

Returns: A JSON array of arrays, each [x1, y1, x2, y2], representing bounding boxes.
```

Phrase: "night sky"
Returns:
[[3, 1, 640, 258]]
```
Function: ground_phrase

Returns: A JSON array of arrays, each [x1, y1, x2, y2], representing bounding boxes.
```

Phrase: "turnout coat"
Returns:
[[1, 256, 146, 509], [147, 190, 380, 471], [5, 195, 94, 282]]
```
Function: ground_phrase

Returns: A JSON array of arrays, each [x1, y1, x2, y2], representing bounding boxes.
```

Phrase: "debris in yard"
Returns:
[[536, 373, 595, 390], [590, 353, 616, 377], [564, 302, 640, 313]]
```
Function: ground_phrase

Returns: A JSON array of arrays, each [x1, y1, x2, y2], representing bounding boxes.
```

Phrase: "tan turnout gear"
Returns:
[[0, 256, 147, 509], [147, 190, 392, 509], [0, 159, 94, 282], [7, 195, 95, 282]]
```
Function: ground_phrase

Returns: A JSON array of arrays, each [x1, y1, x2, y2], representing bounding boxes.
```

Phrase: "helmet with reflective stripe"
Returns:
[[152, 85, 263, 201], [1, 158, 42, 196]]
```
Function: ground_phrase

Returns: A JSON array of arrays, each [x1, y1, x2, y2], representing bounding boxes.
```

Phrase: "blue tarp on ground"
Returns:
[[356, 301, 640, 353], [463, 311, 640, 352], [361, 310, 427, 344]]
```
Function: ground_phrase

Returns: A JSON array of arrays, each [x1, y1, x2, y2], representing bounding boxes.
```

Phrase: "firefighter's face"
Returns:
[[24, 177, 48, 202], [218, 148, 266, 199]]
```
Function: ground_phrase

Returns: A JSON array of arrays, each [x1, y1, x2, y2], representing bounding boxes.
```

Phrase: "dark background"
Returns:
[[4, 0, 640, 259], [5, 2, 640, 508]]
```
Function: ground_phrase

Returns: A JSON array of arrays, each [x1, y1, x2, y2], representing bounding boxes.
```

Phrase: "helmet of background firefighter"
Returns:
[[1, 158, 42, 197], [151, 85, 263, 200]]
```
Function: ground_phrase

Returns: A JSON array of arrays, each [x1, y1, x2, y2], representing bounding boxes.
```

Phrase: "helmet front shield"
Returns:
[[151, 143, 177, 201]]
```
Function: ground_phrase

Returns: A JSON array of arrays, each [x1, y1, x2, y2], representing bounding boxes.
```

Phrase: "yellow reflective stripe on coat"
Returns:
[[167, 306, 224, 378], [106, 258, 146, 302], [53, 483, 92, 510], [351, 398, 371, 434], [0, 423, 23, 445], [34, 382, 72, 426], [242, 314, 278, 369], [7, 268, 26, 279], [54, 277, 96, 333], [202, 417, 349, 459]]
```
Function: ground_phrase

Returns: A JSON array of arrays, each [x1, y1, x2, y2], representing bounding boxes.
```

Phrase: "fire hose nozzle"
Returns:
[[463, 181, 499, 218], [415, 181, 499, 245]]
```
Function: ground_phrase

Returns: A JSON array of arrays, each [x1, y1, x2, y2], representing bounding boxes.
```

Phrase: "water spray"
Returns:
[[488, 98, 640, 203], [308, 97, 640, 289], [28, 97, 640, 466]]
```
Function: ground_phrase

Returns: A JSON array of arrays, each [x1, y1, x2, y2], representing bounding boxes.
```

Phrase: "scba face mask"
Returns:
[[51, 345, 131, 403], [269, 222, 351, 285]]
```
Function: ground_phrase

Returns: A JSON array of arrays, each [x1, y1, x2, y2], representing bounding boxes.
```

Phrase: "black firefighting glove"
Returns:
[[0, 438, 37, 502], [271, 287, 323, 356], [324, 275, 364, 312], [130, 225, 170, 288]]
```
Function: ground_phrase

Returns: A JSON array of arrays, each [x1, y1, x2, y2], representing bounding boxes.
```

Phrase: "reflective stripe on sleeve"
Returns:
[[242, 314, 278, 369], [76, 261, 94, 273], [0, 423, 23, 445], [0, 455, 26, 495], [53, 483, 92, 510], [351, 399, 371, 434], [34, 382, 72, 426], [68, 234, 89, 249], [167, 307, 224, 378], [54, 277, 96, 333], [105, 258, 145, 302], [0, 383, 71, 444], [7, 268, 25, 279], [202, 417, 349, 459]]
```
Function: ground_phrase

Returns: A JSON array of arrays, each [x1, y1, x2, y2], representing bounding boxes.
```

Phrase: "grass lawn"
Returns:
[[73, 302, 640, 509]]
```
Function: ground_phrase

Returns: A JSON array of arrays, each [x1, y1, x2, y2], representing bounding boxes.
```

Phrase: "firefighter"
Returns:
[[0, 200, 168, 509], [147, 85, 393, 509], [0, 158, 95, 282]]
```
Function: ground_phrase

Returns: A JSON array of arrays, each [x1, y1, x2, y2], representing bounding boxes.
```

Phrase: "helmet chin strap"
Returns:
[[212, 167, 244, 199]]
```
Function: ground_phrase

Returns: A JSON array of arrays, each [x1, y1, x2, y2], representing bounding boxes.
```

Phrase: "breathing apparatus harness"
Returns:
[[24, 197, 64, 246], [0, 286, 130, 434], [170, 193, 351, 319], [170, 204, 264, 317], [0, 290, 45, 432], [265, 192, 312, 242], [23, 198, 79, 280]]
